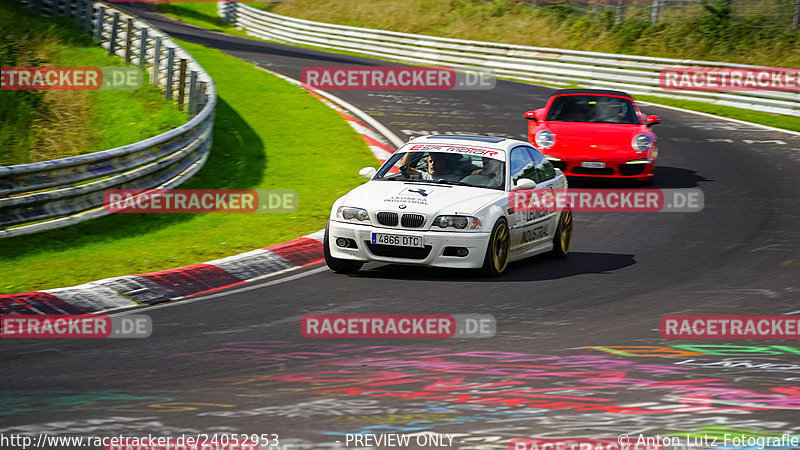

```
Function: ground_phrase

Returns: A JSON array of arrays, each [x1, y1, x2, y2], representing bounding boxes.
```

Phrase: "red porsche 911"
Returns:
[[525, 89, 660, 182]]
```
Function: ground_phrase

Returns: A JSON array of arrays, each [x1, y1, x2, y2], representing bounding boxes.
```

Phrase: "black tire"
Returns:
[[324, 223, 363, 274], [549, 209, 573, 258], [482, 218, 511, 277]]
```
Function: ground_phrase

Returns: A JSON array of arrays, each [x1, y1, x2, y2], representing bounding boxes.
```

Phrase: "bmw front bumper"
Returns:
[[328, 220, 491, 269]]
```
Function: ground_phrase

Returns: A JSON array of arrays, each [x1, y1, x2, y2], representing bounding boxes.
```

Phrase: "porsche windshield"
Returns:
[[375, 151, 506, 190], [545, 95, 640, 124]]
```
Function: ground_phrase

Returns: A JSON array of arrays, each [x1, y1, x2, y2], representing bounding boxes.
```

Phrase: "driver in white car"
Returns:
[[470, 157, 504, 187], [400, 152, 461, 181]]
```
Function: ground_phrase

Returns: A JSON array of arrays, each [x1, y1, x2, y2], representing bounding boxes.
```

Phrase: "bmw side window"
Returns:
[[541, 161, 556, 181], [525, 147, 555, 182], [509, 147, 537, 185]]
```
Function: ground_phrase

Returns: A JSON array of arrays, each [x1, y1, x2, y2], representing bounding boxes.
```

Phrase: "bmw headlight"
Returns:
[[337, 206, 371, 223], [433, 215, 481, 230], [535, 130, 555, 149], [632, 134, 653, 152]]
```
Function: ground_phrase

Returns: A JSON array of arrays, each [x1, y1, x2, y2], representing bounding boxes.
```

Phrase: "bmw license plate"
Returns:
[[371, 233, 423, 248], [581, 161, 606, 168]]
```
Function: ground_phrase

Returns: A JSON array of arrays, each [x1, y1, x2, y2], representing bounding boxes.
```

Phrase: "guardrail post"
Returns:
[[198, 81, 208, 112], [74, 0, 83, 21], [615, 0, 626, 23], [124, 18, 134, 64], [651, 0, 662, 25], [81, 0, 92, 32], [794, 0, 800, 30], [108, 12, 120, 56], [188, 71, 198, 116], [177, 59, 188, 110], [220, 1, 236, 24], [152, 37, 162, 86], [139, 27, 148, 68], [94, 6, 105, 41], [165, 47, 175, 100]]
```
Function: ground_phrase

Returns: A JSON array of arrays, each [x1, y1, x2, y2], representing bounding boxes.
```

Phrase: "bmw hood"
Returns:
[[342, 181, 502, 217]]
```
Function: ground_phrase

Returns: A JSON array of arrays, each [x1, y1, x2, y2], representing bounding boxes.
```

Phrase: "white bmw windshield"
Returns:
[[375, 150, 506, 190]]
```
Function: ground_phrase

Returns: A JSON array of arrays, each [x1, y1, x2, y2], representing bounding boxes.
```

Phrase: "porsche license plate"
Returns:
[[581, 161, 606, 168], [371, 233, 423, 248]]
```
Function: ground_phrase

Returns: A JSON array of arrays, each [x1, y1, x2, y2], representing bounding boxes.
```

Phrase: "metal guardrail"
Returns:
[[219, 3, 800, 117], [0, 0, 216, 238]]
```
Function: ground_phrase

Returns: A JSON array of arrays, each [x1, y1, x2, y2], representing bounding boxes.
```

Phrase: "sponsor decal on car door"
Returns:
[[509, 146, 557, 252]]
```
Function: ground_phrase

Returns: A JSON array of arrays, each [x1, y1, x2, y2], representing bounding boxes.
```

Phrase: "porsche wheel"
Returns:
[[324, 223, 363, 274], [549, 209, 573, 258], [482, 219, 510, 277]]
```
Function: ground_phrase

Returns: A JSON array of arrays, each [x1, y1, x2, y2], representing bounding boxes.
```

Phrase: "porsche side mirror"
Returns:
[[359, 167, 377, 179], [523, 110, 538, 121], [512, 178, 537, 191], [646, 115, 661, 126]]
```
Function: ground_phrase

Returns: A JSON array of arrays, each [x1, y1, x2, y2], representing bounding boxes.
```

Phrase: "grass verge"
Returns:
[[0, 39, 374, 295], [0, 0, 185, 165]]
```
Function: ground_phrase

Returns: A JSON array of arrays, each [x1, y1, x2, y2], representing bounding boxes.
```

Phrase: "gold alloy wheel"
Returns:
[[492, 222, 510, 273], [559, 210, 573, 254]]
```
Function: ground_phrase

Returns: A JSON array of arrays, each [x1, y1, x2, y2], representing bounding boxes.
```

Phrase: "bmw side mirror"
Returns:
[[359, 167, 377, 179], [512, 178, 537, 191]]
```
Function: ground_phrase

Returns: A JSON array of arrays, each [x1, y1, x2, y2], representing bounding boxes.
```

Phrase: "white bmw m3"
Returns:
[[324, 135, 573, 276]]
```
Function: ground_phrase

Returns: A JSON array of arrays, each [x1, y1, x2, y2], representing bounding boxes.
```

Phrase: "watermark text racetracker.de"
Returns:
[[510, 188, 703, 213], [104, 189, 299, 213], [1, 314, 151, 339], [661, 315, 800, 339], [302, 314, 496, 338], [301, 66, 495, 90], [660, 66, 800, 92], [1, 67, 142, 90]]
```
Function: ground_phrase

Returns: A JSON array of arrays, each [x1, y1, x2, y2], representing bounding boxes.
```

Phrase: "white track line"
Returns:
[[108, 266, 328, 316]]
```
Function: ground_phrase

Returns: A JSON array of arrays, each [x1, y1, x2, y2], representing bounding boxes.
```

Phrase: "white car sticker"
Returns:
[[407, 144, 505, 161], [399, 187, 434, 197]]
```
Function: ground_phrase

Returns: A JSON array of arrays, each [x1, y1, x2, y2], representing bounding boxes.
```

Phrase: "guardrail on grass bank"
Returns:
[[0, 0, 216, 238]]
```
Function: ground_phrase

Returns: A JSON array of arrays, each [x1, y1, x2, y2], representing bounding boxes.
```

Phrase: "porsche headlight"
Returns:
[[433, 215, 481, 230], [535, 130, 555, 149], [632, 134, 653, 152], [337, 206, 371, 223]]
